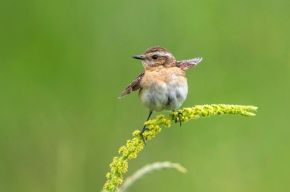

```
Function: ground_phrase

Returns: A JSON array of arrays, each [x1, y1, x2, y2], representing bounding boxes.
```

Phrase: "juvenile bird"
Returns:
[[119, 46, 202, 141]]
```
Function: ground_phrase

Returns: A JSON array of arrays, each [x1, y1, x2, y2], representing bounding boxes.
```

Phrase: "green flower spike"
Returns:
[[103, 104, 257, 192]]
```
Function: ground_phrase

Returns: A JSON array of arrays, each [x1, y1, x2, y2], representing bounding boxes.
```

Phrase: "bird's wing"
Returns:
[[176, 57, 203, 70], [119, 72, 144, 98]]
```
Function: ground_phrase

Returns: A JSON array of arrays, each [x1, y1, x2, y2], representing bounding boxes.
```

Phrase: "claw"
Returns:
[[178, 112, 183, 127], [140, 133, 146, 144], [140, 126, 148, 144]]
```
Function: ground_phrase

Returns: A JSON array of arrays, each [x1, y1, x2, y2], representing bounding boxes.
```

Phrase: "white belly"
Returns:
[[140, 79, 188, 112]]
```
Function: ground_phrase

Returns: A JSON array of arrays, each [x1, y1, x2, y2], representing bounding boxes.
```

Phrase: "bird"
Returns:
[[119, 46, 202, 142]]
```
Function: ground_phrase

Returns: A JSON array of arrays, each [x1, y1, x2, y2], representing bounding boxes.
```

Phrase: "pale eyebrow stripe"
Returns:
[[152, 51, 172, 57]]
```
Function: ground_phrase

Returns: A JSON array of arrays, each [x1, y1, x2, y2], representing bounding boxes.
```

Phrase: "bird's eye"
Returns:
[[152, 54, 159, 60]]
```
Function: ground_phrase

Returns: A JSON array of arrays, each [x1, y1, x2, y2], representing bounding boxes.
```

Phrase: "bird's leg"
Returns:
[[140, 110, 153, 143], [141, 110, 153, 132]]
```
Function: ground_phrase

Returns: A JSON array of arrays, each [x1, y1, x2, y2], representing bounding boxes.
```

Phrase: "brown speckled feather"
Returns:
[[176, 57, 203, 70], [119, 72, 145, 97], [144, 46, 167, 54]]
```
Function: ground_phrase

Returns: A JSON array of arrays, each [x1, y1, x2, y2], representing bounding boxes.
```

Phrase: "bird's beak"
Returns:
[[132, 54, 145, 60]]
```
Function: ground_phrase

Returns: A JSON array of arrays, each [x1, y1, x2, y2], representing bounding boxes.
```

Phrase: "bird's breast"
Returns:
[[139, 68, 188, 111]]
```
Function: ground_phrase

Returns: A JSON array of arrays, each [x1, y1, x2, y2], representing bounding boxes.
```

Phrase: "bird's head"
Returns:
[[132, 46, 176, 68]]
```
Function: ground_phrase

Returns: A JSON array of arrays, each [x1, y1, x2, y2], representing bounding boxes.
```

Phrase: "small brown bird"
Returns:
[[119, 46, 202, 141]]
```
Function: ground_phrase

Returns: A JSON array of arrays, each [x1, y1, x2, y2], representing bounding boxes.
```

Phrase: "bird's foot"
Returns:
[[140, 126, 149, 144], [174, 111, 183, 127]]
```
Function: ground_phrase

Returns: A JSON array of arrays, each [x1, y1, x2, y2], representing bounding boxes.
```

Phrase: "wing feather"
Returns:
[[176, 57, 203, 70], [119, 72, 144, 98]]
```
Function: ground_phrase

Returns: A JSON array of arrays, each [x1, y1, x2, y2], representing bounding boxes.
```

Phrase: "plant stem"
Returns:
[[102, 104, 257, 192]]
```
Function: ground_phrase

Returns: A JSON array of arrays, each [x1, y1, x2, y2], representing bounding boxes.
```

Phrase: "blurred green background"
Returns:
[[1, 0, 290, 191]]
